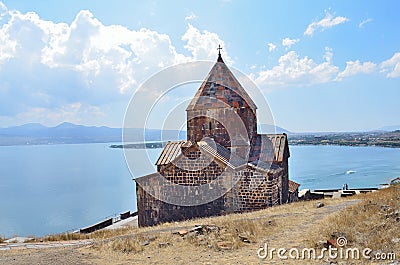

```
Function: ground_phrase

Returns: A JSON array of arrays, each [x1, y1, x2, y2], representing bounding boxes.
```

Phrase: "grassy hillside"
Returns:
[[309, 184, 399, 258]]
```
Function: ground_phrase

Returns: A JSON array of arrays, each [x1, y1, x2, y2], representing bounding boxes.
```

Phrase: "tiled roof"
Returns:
[[155, 141, 187, 165], [247, 160, 282, 173], [155, 134, 288, 170], [186, 56, 257, 112], [268, 134, 289, 162], [249, 134, 289, 163], [197, 140, 246, 169], [134, 172, 159, 183], [288, 180, 300, 193]]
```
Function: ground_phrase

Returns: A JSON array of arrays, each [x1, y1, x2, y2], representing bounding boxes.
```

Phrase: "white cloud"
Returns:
[[282, 37, 299, 49], [0, 1, 7, 18], [337, 60, 376, 80], [323, 47, 333, 63], [380, 52, 400, 78], [0, 8, 186, 105], [0, 102, 106, 127], [182, 24, 232, 64], [254, 49, 339, 88], [185, 12, 197, 21], [254, 48, 400, 89], [267, 42, 276, 52], [0, 30, 16, 63], [0, 3, 231, 126], [359, 18, 373, 28], [42, 10, 189, 93], [304, 12, 349, 36]]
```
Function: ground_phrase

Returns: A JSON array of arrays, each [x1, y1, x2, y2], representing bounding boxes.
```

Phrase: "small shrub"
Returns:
[[91, 227, 136, 240], [178, 218, 277, 251], [110, 237, 144, 253], [100, 234, 152, 254]]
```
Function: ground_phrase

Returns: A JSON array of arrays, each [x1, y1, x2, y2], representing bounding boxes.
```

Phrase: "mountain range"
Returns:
[[0, 122, 290, 146], [0, 122, 185, 146], [0, 122, 397, 146]]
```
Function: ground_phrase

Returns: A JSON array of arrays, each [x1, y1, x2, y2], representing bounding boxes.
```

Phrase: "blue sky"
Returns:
[[0, 0, 399, 132]]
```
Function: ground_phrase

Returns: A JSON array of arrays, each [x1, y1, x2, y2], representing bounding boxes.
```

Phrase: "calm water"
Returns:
[[0, 144, 399, 238], [289, 145, 400, 190]]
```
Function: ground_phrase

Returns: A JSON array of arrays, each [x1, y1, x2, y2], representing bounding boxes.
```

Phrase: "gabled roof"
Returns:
[[197, 140, 246, 169], [249, 134, 289, 163], [186, 56, 257, 112], [288, 180, 301, 193], [155, 141, 187, 166], [247, 161, 283, 174], [268, 134, 290, 162], [155, 134, 288, 172]]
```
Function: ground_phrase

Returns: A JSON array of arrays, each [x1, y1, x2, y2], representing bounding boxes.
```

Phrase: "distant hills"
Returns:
[[1, 122, 397, 146], [0, 122, 120, 138], [0, 122, 118, 145], [0, 122, 185, 146], [257, 124, 291, 134], [377, 125, 400, 132], [0, 122, 291, 146]]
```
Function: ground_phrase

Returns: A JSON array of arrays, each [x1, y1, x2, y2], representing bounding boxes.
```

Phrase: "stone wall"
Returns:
[[280, 148, 290, 203], [225, 167, 284, 212], [136, 183, 226, 226], [136, 144, 287, 227], [186, 107, 257, 148], [158, 145, 226, 186], [289, 190, 299, 203]]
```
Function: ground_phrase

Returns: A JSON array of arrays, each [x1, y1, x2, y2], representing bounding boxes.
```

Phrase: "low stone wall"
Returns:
[[80, 218, 113, 234], [136, 184, 226, 227]]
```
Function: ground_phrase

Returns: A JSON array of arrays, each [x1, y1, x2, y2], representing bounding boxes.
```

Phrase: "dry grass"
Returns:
[[89, 191, 399, 264], [308, 185, 399, 254], [90, 199, 311, 245], [84, 198, 360, 264], [107, 235, 146, 254], [3, 196, 369, 264], [179, 218, 279, 250], [135, 199, 329, 232], [94, 199, 329, 254], [30, 226, 139, 243], [5, 187, 399, 264], [41, 232, 90, 242], [97, 232, 177, 253], [90, 227, 138, 240]]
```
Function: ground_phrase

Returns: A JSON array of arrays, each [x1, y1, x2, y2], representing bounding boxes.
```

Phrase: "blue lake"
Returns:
[[0, 143, 399, 238]]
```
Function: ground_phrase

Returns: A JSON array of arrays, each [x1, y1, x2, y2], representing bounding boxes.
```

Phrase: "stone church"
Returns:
[[135, 51, 298, 227]]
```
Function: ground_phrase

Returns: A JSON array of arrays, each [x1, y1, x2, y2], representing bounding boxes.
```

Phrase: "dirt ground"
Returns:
[[0, 199, 366, 265], [0, 247, 95, 265]]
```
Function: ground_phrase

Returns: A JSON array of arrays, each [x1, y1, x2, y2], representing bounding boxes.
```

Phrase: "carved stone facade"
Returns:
[[135, 53, 295, 227]]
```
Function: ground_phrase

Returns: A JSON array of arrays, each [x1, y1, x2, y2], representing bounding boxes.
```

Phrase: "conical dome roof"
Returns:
[[186, 55, 257, 111]]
